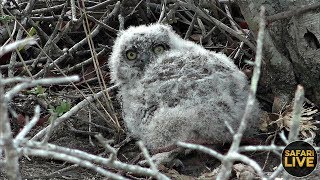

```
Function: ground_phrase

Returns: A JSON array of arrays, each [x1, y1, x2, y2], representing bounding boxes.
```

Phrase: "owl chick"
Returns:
[[109, 24, 260, 150]]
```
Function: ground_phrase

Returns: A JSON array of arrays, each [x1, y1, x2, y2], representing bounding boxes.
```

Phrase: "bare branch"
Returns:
[[31, 85, 118, 141], [288, 85, 305, 142], [15, 106, 40, 142], [217, 6, 265, 179], [0, 37, 36, 57], [5, 76, 80, 101]]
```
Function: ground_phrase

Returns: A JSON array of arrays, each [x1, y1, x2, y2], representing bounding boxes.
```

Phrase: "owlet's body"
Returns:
[[109, 24, 260, 150]]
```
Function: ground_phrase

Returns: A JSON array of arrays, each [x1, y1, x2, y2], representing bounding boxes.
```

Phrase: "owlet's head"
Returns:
[[109, 24, 175, 85]]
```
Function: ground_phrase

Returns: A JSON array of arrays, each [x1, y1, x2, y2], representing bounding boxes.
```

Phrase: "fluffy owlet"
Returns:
[[109, 24, 260, 150]]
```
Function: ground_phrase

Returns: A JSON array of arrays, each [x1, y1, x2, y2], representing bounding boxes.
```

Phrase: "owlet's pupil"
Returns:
[[154, 45, 165, 54], [126, 51, 137, 60]]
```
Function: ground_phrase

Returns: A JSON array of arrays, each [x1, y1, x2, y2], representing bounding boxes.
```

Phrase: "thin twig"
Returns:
[[5, 76, 80, 101], [217, 6, 265, 179], [0, 75, 21, 179], [70, 0, 77, 22], [266, 2, 320, 22], [22, 148, 128, 180], [178, 1, 256, 51], [31, 85, 118, 141], [177, 141, 224, 160], [288, 85, 305, 142], [16, 140, 170, 179], [15, 106, 40, 142], [138, 142, 157, 170], [0, 38, 37, 57]]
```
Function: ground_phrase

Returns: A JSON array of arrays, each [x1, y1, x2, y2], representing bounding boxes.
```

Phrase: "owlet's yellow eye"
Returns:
[[153, 44, 165, 55], [126, 50, 137, 60]]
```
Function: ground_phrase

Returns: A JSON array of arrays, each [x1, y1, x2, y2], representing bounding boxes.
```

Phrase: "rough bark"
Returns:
[[236, 0, 320, 107]]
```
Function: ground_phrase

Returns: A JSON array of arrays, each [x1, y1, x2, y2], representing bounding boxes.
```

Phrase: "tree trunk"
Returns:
[[236, 0, 320, 108]]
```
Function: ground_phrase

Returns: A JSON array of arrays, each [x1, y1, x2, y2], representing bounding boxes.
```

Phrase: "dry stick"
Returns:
[[4, 76, 79, 101], [86, 14, 118, 33], [70, 0, 77, 22], [126, 0, 144, 18], [15, 106, 40, 142], [95, 134, 117, 161], [30, 0, 116, 14], [269, 164, 285, 180], [28, 35, 115, 136], [2, 22, 16, 47], [0, 38, 46, 180], [158, 0, 167, 23], [224, 3, 238, 31], [137, 141, 170, 180], [46, 164, 79, 178], [177, 142, 224, 161], [197, 17, 206, 43], [41, 112, 57, 144], [288, 85, 304, 142], [1, 4, 61, 78], [203, 17, 226, 40], [28, 2, 69, 54], [177, 142, 265, 178], [282, 85, 305, 179], [233, 31, 249, 60], [22, 164, 79, 179], [0, 57, 47, 70], [136, 1, 150, 24], [31, 3, 65, 14], [0, 4, 17, 50], [1, 77, 38, 85], [18, 140, 169, 179], [0, 78, 21, 180], [31, 13, 77, 74], [33, 1, 120, 78], [52, 15, 84, 45], [178, 0, 256, 51], [0, 38, 36, 57], [209, 0, 247, 36], [73, 116, 114, 132], [160, 2, 179, 23], [223, 3, 247, 59], [179, 4, 234, 46], [279, 131, 289, 145], [86, 0, 118, 11], [8, 0, 37, 78], [31, 85, 118, 141], [217, 6, 265, 179], [27, 18, 50, 44], [64, 49, 106, 74], [82, 77, 120, 130], [88, 109, 95, 147], [269, 132, 289, 178], [5, 75, 79, 144], [239, 144, 284, 152], [80, 2, 120, 129], [21, 148, 128, 180], [184, 2, 235, 46], [30, 1, 67, 69], [184, 12, 197, 39], [118, 14, 125, 31], [30, 15, 68, 21], [266, 2, 320, 22]]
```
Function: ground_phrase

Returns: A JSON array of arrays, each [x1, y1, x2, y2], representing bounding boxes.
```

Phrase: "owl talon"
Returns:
[[138, 151, 185, 171], [138, 151, 177, 166]]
